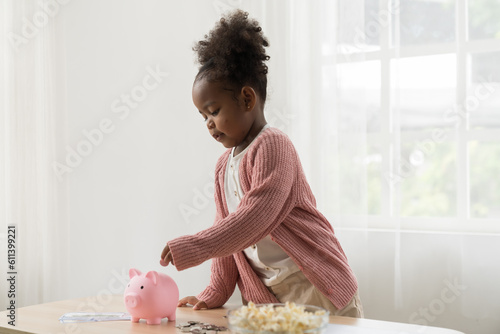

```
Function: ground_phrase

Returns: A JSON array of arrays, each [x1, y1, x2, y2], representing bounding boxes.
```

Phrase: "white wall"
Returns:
[[63, 0, 230, 302], [61, 1, 500, 334]]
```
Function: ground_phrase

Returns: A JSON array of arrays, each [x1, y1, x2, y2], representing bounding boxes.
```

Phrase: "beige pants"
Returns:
[[252, 270, 364, 318]]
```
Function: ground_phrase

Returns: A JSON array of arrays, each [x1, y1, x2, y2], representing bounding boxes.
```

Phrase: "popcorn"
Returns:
[[227, 302, 328, 333]]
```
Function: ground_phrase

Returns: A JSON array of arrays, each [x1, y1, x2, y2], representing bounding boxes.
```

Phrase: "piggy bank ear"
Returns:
[[129, 268, 142, 279], [145, 271, 159, 285]]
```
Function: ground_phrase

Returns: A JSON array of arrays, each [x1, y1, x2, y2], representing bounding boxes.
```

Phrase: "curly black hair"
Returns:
[[193, 10, 270, 103]]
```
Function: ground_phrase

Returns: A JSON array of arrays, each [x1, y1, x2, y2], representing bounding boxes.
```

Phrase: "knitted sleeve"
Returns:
[[169, 132, 297, 270], [196, 255, 239, 308], [195, 153, 239, 308]]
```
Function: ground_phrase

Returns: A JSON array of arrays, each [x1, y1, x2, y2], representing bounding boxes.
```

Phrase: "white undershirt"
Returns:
[[224, 125, 300, 286]]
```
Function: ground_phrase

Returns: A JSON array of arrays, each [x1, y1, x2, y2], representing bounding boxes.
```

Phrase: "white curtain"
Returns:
[[247, 0, 372, 224], [246, 0, 499, 333], [0, 0, 69, 307]]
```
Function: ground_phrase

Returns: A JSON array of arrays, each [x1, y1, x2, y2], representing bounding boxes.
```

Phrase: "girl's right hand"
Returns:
[[178, 296, 208, 310]]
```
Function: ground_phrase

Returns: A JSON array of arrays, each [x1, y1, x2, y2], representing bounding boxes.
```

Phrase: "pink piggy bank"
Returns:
[[123, 268, 179, 324]]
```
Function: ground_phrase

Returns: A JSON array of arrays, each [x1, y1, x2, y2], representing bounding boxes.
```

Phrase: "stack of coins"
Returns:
[[175, 320, 228, 333]]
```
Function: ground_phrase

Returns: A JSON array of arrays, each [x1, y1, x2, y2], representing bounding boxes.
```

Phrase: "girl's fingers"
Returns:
[[159, 243, 174, 266], [178, 296, 199, 307], [160, 244, 170, 261], [193, 300, 208, 310]]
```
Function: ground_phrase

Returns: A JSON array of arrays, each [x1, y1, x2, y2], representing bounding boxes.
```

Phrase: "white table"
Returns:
[[0, 295, 465, 334]]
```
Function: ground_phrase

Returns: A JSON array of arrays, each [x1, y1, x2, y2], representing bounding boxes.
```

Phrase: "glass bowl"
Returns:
[[227, 302, 329, 334]]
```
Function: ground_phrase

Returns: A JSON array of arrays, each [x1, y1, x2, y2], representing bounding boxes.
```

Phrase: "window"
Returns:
[[330, 0, 500, 233]]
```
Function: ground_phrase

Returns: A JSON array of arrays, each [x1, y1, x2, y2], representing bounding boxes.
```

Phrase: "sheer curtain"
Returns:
[[0, 0, 69, 308], [247, 0, 499, 333], [247, 0, 372, 224]]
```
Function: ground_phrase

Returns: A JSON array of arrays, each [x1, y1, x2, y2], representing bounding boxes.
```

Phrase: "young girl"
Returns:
[[160, 10, 363, 318]]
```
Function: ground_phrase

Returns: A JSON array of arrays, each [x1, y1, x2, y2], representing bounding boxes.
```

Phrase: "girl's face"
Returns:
[[192, 78, 254, 149]]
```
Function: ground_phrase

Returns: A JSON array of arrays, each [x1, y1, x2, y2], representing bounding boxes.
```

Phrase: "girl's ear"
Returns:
[[240, 86, 257, 111]]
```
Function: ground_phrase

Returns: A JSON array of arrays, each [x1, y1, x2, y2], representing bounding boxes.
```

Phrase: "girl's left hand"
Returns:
[[160, 243, 173, 266]]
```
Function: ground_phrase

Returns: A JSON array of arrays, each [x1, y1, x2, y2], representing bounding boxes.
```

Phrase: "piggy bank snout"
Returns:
[[124, 293, 141, 308]]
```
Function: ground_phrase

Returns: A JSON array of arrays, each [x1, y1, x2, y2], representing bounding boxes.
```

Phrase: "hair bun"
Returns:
[[193, 10, 270, 102]]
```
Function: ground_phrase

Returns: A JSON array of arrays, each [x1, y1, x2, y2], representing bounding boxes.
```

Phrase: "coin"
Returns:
[[175, 320, 228, 333]]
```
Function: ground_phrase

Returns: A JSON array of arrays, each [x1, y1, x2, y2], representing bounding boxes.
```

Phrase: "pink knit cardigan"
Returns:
[[168, 127, 358, 309]]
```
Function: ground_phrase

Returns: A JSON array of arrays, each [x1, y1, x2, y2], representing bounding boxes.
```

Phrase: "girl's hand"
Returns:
[[178, 296, 208, 310], [160, 243, 173, 266]]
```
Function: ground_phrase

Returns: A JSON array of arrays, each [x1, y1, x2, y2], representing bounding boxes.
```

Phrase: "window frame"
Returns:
[[332, 0, 500, 234]]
